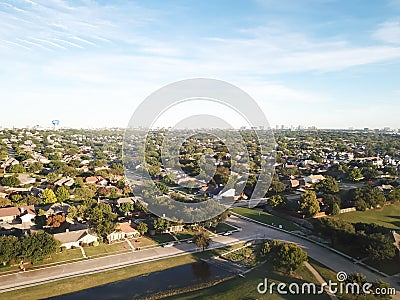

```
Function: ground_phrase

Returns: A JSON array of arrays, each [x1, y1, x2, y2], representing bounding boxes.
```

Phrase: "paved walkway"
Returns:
[[304, 261, 337, 300], [125, 239, 135, 251], [77, 246, 87, 259]]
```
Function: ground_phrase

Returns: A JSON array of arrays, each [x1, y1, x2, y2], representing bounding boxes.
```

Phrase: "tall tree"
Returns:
[[273, 242, 307, 274], [55, 186, 70, 202], [193, 231, 211, 251], [42, 189, 57, 204], [137, 222, 148, 236], [299, 190, 320, 217]]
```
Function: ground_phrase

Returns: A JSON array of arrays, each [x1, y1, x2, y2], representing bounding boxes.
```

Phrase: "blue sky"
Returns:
[[0, 0, 400, 129]]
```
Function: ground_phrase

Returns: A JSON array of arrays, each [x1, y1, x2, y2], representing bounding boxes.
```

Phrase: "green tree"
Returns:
[[119, 202, 135, 215], [269, 195, 286, 208], [28, 162, 43, 173], [332, 203, 340, 215], [8, 164, 25, 173], [299, 190, 320, 217], [366, 233, 396, 261], [21, 232, 59, 264], [0, 235, 20, 265], [348, 168, 363, 181], [42, 188, 57, 204], [87, 203, 117, 239], [1, 175, 20, 187], [137, 222, 148, 236], [324, 194, 340, 214], [273, 242, 307, 274], [55, 186, 70, 202], [153, 217, 170, 233], [73, 187, 95, 201], [192, 231, 211, 251], [315, 176, 339, 194]]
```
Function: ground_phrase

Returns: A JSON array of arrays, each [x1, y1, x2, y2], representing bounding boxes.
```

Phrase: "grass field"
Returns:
[[44, 248, 84, 263], [231, 207, 299, 231], [335, 203, 400, 230], [84, 241, 131, 257]]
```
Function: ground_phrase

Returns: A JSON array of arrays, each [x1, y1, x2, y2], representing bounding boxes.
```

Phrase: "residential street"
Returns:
[[0, 215, 399, 299]]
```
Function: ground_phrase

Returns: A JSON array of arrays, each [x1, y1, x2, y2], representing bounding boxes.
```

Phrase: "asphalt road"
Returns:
[[0, 215, 398, 299]]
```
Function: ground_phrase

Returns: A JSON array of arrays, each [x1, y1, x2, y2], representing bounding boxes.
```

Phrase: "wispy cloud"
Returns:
[[372, 21, 400, 44]]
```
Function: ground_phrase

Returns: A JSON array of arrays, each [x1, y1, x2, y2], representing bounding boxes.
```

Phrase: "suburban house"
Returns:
[[164, 223, 184, 233], [116, 197, 136, 206], [1, 157, 19, 169], [304, 175, 326, 184], [54, 177, 75, 187], [54, 229, 98, 249], [85, 176, 107, 186], [107, 221, 140, 243], [17, 174, 36, 186], [44, 202, 71, 217], [0, 205, 35, 224], [214, 188, 236, 201]]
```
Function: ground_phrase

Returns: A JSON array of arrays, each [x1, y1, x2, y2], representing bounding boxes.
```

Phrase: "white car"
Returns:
[[163, 242, 174, 248], [223, 231, 233, 236]]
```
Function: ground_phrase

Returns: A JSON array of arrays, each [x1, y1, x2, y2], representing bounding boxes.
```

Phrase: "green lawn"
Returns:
[[129, 236, 157, 247], [44, 248, 84, 264], [84, 241, 131, 257], [174, 230, 196, 240], [166, 261, 328, 300], [0, 249, 85, 274], [232, 207, 299, 231], [334, 203, 400, 230], [213, 223, 237, 233], [148, 233, 175, 244]]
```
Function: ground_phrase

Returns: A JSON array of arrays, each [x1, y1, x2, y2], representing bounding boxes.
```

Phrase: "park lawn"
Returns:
[[334, 203, 400, 230], [84, 241, 131, 257], [232, 207, 299, 231], [149, 233, 175, 244], [166, 261, 329, 300]]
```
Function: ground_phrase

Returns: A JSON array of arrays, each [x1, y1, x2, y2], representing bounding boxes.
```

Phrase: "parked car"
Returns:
[[163, 242, 174, 248], [223, 231, 233, 236]]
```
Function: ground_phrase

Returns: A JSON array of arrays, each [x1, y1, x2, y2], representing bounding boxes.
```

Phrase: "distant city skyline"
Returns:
[[1, 0, 400, 129]]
